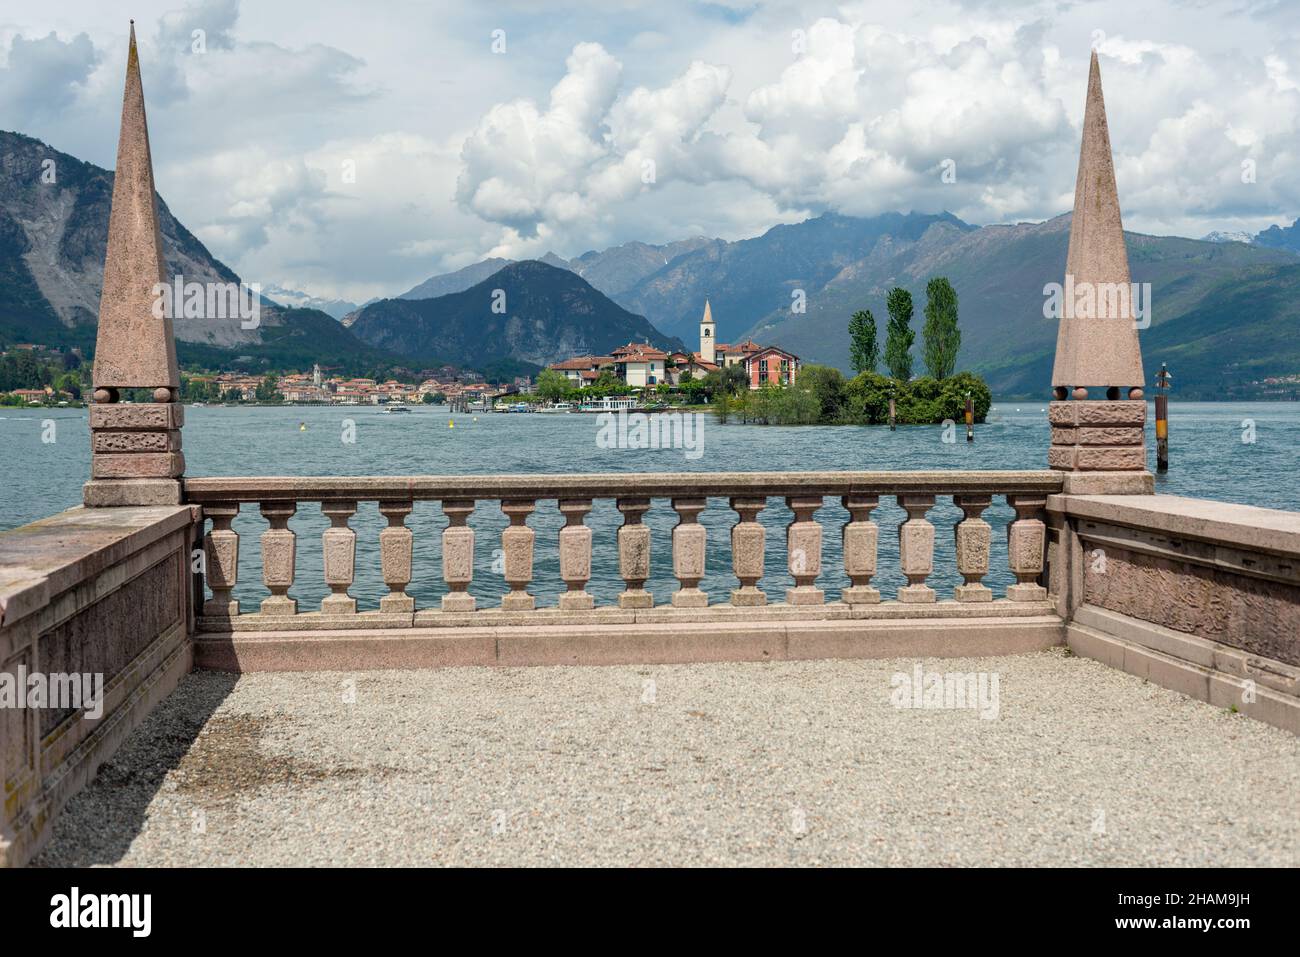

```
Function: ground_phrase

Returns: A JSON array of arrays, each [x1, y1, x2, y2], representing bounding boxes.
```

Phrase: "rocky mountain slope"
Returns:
[[0, 130, 393, 370], [732, 213, 1300, 397], [350, 260, 684, 369]]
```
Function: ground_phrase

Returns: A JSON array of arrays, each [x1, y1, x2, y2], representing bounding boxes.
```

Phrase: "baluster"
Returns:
[[841, 495, 880, 604], [441, 500, 476, 612], [202, 502, 240, 617], [558, 499, 594, 610], [320, 501, 357, 614], [953, 494, 993, 602], [670, 497, 708, 607], [785, 495, 824, 605], [616, 498, 653, 609], [897, 494, 936, 603], [729, 497, 766, 606], [378, 500, 415, 613], [500, 499, 536, 611], [259, 501, 297, 615], [1006, 494, 1048, 601]]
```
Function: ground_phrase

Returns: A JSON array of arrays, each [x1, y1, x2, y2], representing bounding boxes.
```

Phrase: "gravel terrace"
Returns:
[[34, 649, 1300, 867]]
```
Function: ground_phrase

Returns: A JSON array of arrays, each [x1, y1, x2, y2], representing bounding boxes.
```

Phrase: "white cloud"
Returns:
[[0, 31, 98, 124], [6, 0, 1300, 301]]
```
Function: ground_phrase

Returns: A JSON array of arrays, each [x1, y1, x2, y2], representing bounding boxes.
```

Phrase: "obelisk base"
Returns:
[[84, 402, 185, 506]]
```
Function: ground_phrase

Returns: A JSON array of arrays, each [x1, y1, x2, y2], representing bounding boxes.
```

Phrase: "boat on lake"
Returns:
[[578, 395, 641, 413]]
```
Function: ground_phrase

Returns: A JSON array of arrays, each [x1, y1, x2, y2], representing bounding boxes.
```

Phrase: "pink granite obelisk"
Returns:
[[85, 22, 184, 506], [1047, 51, 1149, 486], [1051, 51, 1145, 394], [93, 21, 179, 396]]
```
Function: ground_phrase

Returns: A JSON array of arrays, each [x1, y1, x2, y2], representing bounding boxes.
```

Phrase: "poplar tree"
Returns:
[[922, 277, 961, 380], [848, 309, 879, 374], [884, 287, 915, 381]]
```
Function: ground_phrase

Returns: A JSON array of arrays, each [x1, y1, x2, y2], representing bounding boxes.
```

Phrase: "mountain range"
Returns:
[[0, 130, 387, 371], [0, 130, 673, 377], [5, 128, 1300, 397], [385, 211, 1300, 398], [349, 260, 685, 371]]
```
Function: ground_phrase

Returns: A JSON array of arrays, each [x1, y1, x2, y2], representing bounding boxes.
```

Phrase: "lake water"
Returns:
[[2, 402, 1296, 610]]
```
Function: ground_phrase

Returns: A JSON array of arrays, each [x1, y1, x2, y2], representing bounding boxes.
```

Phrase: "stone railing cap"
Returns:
[[183, 470, 1064, 503], [0, 506, 193, 630], [1050, 493, 1300, 558]]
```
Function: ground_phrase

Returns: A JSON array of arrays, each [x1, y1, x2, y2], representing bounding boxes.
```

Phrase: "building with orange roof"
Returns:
[[610, 342, 667, 386], [549, 355, 615, 386], [692, 300, 801, 388]]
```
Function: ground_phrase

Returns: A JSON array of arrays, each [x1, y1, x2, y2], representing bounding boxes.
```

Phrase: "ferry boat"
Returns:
[[537, 402, 574, 413], [382, 404, 412, 414], [578, 395, 640, 413]]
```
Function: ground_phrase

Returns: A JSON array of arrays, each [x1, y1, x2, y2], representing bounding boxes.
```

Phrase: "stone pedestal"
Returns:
[[441, 500, 476, 612], [841, 495, 881, 604], [1048, 400, 1145, 472], [729, 497, 767, 606], [259, 502, 298, 616], [500, 500, 536, 611], [671, 498, 708, 608], [320, 501, 358, 615], [202, 502, 240, 617], [953, 494, 993, 602], [378, 501, 416, 613], [785, 496, 824, 605], [83, 402, 184, 506], [1007, 495, 1048, 602], [897, 495, 936, 603], [617, 499, 653, 609], [557, 499, 595, 611]]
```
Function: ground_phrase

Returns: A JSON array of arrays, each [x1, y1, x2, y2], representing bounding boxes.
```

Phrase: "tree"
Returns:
[[922, 276, 961, 380], [56, 372, 82, 400], [703, 363, 748, 397], [796, 364, 846, 421], [535, 369, 570, 402], [254, 373, 282, 403], [592, 370, 621, 392], [848, 310, 879, 374], [884, 288, 915, 381]]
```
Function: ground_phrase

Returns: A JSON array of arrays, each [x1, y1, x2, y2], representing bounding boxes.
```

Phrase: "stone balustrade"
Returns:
[[185, 471, 1061, 628]]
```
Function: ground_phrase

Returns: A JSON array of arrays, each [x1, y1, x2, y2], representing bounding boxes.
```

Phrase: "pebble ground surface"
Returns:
[[34, 649, 1300, 867]]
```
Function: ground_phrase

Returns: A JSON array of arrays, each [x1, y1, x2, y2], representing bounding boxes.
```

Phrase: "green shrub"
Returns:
[[709, 367, 992, 426]]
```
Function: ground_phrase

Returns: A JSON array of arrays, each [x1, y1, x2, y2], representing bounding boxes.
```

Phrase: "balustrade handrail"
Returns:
[[193, 469, 1060, 622], [184, 470, 1064, 503]]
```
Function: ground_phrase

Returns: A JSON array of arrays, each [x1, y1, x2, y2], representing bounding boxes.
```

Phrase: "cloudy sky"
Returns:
[[4, 0, 1299, 302]]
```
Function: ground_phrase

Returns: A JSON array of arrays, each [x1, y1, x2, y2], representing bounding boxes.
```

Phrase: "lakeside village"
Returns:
[[0, 301, 804, 415], [15, 282, 1238, 423]]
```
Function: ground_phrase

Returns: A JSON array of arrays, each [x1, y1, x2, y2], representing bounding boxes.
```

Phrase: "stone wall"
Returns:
[[1049, 493, 1300, 734], [0, 505, 200, 867]]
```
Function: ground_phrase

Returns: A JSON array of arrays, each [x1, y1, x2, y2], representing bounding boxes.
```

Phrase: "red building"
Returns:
[[695, 301, 800, 389], [745, 345, 800, 388]]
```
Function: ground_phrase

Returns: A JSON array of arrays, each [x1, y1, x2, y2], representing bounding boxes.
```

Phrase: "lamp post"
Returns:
[[964, 389, 974, 443], [888, 385, 896, 432]]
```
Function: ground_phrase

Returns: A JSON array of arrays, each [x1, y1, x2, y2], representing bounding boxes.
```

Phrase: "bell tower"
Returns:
[[699, 299, 716, 364]]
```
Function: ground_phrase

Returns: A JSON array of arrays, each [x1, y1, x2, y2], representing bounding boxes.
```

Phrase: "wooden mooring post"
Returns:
[[1155, 363, 1171, 474]]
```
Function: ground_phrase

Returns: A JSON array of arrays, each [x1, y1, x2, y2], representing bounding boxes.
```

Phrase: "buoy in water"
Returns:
[[449, 419, 454, 428], [299, 423, 306, 431]]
